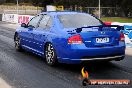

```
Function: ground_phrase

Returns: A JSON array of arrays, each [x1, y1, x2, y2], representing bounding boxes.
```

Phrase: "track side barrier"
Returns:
[[2, 14, 34, 24], [18, 15, 34, 24], [2, 14, 18, 23]]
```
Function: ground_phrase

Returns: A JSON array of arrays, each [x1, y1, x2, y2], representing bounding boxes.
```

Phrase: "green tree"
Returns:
[[120, 0, 132, 17], [0, 0, 6, 4]]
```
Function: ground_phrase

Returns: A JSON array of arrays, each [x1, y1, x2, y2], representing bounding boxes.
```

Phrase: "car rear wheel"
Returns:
[[45, 43, 57, 66], [14, 34, 23, 51]]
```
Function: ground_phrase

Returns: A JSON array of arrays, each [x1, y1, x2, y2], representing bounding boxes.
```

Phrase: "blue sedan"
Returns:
[[14, 11, 126, 66]]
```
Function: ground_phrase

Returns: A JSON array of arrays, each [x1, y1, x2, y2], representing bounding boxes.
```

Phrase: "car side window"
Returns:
[[38, 15, 52, 29], [28, 15, 42, 28]]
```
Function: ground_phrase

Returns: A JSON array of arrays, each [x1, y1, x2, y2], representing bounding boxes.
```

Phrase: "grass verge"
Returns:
[[101, 17, 132, 23]]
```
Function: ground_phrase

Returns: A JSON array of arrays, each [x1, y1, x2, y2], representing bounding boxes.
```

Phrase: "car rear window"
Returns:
[[58, 14, 102, 28]]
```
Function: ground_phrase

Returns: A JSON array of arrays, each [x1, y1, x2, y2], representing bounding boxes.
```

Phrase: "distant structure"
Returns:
[[46, 5, 64, 11]]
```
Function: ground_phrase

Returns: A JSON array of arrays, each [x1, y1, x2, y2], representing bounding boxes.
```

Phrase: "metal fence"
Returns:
[[65, 6, 123, 17], [3, 10, 41, 15], [0, 5, 42, 15], [0, 5, 127, 17]]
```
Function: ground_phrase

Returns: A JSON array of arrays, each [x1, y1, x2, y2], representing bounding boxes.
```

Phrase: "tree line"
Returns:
[[0, 0, 131, 17]]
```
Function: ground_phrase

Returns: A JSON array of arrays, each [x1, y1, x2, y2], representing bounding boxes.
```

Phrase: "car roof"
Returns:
[[40, 11, 86, 16]]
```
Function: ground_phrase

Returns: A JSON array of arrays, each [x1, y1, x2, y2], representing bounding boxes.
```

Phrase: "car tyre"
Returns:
[[14, 34, 23, 51], [45, 43, 57, 66]]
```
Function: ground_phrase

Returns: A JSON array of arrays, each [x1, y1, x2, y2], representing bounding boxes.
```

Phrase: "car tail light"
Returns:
[[68, 34, 83, 44], [120, 32, 125, 41]]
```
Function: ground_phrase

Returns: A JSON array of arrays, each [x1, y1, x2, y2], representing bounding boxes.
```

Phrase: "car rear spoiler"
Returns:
[[75, 25, 124, 33]]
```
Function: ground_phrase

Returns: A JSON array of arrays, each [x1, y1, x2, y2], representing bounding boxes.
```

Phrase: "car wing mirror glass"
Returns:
[[28, 25, 35, 30]]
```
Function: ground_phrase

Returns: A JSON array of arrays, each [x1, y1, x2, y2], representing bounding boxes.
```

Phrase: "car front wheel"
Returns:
[[45, 43, 57, 66], [14, 34, 23, 51]]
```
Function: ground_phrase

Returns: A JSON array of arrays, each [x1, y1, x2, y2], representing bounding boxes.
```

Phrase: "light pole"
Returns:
[[16, 0, 19, 14], [99, 0, 101, 19]]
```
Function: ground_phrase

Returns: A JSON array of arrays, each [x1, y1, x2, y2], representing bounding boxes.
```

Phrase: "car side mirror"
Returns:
[[21, 23, 27, 28], [28, 25, 35, 31]]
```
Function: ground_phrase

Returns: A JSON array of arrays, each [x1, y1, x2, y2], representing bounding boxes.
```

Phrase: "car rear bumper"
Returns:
[[58, 54, 125, 64], [55, 43, 125, 64], [74, 55, 124, 61]]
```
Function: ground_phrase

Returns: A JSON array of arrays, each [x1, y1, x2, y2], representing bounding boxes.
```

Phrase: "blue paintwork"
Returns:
[[15, 11, 126, 64]]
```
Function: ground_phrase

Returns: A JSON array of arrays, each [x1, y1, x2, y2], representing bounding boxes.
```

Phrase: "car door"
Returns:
[[21, 15, 43, 50], [33, 15, 53, 55]]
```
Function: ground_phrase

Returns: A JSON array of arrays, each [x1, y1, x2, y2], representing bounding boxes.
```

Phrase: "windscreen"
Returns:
[[58, 14, 102, 28]]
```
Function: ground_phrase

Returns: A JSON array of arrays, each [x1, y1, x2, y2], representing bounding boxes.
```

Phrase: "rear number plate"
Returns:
[[96, 38, 109, 43]]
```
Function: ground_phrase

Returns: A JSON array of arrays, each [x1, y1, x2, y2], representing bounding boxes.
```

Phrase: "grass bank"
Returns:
[[101, 17, 132, 23]]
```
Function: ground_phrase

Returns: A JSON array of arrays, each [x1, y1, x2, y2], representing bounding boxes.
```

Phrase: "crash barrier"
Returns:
[[2, 14, 18, 23], [111, 22, 132, 26], [2, 14, 34, 24], [104, 22, 132, 26], [18, 15, 34, 24]]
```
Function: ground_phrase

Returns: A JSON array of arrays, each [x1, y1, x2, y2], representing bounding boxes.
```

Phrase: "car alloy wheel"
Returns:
[[45, 43, 57, 66], [14, 34, 22, 51]]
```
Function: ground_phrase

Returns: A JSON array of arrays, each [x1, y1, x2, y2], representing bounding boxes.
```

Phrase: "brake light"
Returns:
[[68, 34, 83, 44], [120, 32, 125, 41]]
